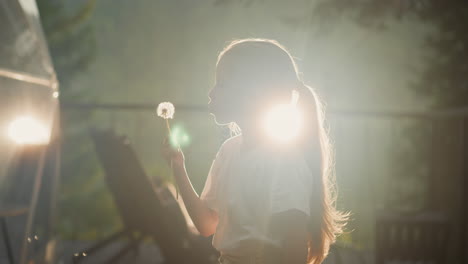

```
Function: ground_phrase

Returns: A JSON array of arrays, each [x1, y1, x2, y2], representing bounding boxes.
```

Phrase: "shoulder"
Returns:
[[217, 134, 242, 156]]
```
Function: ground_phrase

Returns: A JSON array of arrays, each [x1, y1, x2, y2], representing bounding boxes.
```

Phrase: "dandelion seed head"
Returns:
[[157, 102, 175, 119]]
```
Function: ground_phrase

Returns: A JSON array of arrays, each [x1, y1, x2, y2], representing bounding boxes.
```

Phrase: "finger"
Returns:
[[163, 140, 173, 149]]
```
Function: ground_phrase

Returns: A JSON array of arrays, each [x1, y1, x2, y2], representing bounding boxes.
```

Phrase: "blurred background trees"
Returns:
[[315, 0, 468, 108], [312, 1, 468, 260], [36, 0, 119, 239], [35, 1, 467, 261]]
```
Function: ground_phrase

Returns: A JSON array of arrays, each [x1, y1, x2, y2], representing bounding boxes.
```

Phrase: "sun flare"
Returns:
[[263, 103, 302, 143]]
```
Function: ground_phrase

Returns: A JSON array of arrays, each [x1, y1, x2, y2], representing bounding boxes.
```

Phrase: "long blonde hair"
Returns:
[[216, 38, 348, 263]]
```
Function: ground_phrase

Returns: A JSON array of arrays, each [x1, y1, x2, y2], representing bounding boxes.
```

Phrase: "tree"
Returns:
[[37, 0, 97, 93], [315, 0, 468, 108], [312, 1, 468, 262], [37, 0, 120, 239]]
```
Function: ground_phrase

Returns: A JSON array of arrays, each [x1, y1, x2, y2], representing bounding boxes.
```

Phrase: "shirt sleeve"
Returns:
[[270, 157, 312, 217], [200, 144, 226, 213]]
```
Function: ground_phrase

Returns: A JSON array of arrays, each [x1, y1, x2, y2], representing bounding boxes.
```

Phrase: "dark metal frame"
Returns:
[[70, 129, 218, 264], [1, 217, 14, 264], [72, 229, 141, 264]]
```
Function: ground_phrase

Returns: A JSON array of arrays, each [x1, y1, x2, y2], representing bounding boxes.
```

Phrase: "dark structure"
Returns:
[[72, 129, 218, 263], [376, 211, 450, 264], [1, 0, 60, 263]]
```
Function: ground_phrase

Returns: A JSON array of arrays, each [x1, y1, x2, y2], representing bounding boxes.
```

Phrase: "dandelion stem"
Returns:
[[165, 119, 178, 200], [165, 119, 172, 135]]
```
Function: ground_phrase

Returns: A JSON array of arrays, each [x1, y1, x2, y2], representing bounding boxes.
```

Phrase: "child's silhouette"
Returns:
[[161, 38, 348, 264]]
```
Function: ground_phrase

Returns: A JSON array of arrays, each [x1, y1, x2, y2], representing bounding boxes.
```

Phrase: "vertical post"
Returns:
[[461, 117, 467, 264], [428, 119, 436, 210], [1, 217, 15, 264], [135, 112, 142, 151], [19, 146, 47, 264], [46, 109, 62, 264], [19, 101, 60, 264]]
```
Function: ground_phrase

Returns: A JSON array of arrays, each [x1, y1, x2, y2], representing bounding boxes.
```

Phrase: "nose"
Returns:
[[208, 85, 217, 104], [208, 90, 213, 104]]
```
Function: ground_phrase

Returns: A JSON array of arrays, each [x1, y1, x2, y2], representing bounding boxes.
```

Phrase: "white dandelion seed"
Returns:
[[157, 102, 175, 134], [157, 102, 175, 119]]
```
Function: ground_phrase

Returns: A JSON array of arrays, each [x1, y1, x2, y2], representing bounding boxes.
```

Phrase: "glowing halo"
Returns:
[[8, 116, 50, 145], [263, 103, 302, 143]]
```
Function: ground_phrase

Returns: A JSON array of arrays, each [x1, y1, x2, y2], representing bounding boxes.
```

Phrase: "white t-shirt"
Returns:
[[200, 135, 313, 257]]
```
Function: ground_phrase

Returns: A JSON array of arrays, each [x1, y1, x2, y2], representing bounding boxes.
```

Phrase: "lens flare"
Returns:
[[8, 116, 50, 145], [263, 104, 302, 143], [169, 125, 191, 148]]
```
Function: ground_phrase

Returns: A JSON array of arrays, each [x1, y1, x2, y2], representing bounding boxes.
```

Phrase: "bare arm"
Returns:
[[172, 162, 219, 237], [161, 141, 219, 237]]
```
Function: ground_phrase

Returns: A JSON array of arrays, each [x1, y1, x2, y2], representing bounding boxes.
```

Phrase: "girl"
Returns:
[[161, 38, 348, 264]]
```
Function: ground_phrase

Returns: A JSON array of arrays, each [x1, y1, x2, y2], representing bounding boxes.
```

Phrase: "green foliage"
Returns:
[[315, 0, 468, 108], [37, 0, 97, 93], [37, 1, 462, 252], [57, 126, 121, 240], [37, 0, 121, 240], [312, 2, 467, 261]]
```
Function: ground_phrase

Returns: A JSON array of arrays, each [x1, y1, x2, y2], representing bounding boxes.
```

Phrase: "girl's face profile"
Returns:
[[208, 59, 246, 125], [208, 79, 237, 125], [208, 46, 294, 127]]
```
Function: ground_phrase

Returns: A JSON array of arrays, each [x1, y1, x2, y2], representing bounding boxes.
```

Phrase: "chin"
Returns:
[[210, 112, 232, 126]]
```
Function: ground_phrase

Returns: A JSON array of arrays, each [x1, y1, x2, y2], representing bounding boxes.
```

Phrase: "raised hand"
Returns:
[[161, 137, 185, 169]]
